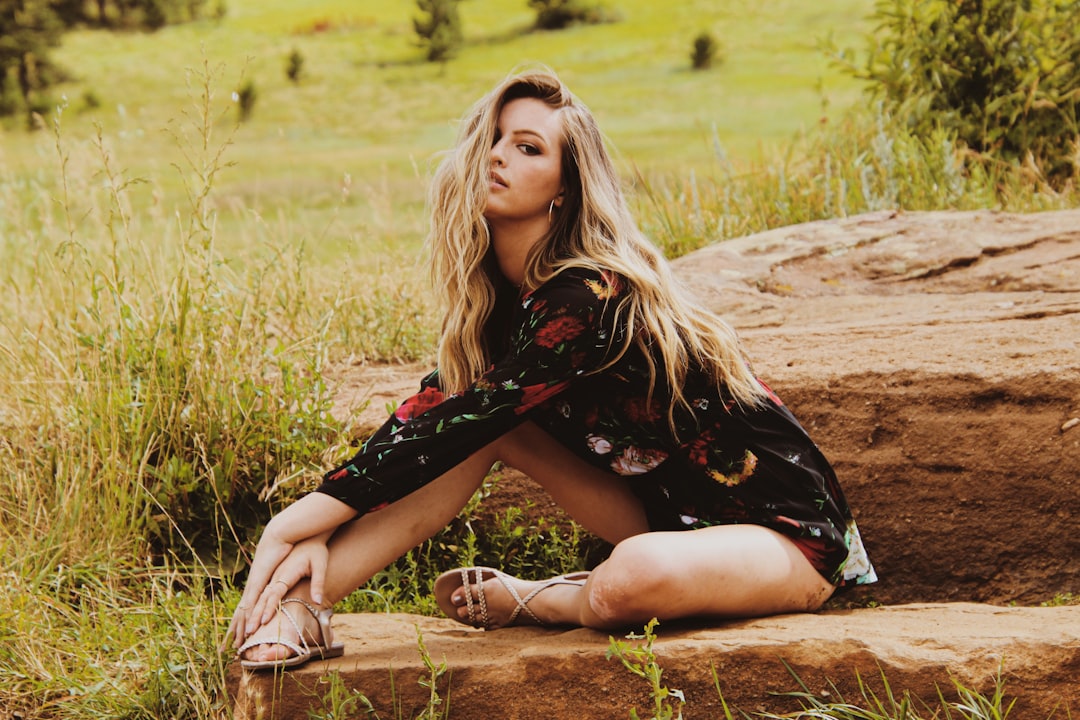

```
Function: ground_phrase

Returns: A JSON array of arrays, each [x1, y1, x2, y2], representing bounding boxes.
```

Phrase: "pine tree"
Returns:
[[413, 0, 462, 63]]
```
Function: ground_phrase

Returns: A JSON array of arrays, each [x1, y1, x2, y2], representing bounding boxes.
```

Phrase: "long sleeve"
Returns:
[[315, 268, 624, 514]]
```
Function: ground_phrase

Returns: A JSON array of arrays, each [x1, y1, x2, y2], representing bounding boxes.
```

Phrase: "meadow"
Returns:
[[1, 0, 1077, 717]]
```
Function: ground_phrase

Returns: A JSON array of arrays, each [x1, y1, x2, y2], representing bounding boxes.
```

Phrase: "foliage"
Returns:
[[690, 31, 721, 70], [836, 0, 1080, 185], [529, 0, 616, 30], [413, 0, 463, 63], [607, 619, 686, 720], [0, 0, 64, 122], [52, 0, 210, 28], [1, 0, 215, 120]]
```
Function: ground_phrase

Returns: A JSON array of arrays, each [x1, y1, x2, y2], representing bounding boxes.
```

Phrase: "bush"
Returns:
[[840, 0, 1080, 185], [529, 0, 615, 30], [690, 31, 721, 70]]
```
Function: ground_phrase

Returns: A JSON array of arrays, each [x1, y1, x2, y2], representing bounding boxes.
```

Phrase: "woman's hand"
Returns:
[[223, 493, 357, 651], [247, 534, 332, 634]]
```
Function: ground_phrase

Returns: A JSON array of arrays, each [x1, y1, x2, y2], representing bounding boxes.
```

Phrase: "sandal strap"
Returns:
[[508, 575, 588, 626], [460, 568, 488, 629], [236, 603, 310, 658], [281, 597, 335, 648]]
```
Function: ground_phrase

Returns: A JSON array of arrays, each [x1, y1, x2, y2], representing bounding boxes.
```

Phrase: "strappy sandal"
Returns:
[[434, 566, 590, 630], [238, 598, 345, 671]]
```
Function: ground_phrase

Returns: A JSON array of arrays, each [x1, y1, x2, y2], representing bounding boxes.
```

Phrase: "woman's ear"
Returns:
[[553, 189, 565, 208]]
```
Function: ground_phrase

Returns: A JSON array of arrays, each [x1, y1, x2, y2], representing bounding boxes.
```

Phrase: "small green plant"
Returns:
[[690, 31, 721, 70], [308, 670, 367, 719], [607, 618, 685, 720], [1041, 591, 1079, 607], [344, 626, 451, 720], [286, 47, 305, 83], [758, 660, 1035, 720]]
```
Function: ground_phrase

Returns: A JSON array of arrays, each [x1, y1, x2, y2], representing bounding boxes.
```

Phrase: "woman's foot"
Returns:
[[238, 598, 344, 669], [434, 567, 589, 630]]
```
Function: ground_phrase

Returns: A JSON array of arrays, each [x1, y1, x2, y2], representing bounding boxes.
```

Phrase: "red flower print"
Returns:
[[327, 467, 351, 481], [683, 430, 714, 467], [394, 386, 445, 422], [515, 381, 568, 414], [535, 316, 586, 348], [623, 397, 661, 424]]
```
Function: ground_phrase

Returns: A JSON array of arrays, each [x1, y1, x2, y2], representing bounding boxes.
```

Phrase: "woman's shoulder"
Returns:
[[532, 265, 628, 305]]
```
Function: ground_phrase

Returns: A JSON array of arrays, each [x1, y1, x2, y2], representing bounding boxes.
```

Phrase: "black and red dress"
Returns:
[[317, 266, 876, 588]]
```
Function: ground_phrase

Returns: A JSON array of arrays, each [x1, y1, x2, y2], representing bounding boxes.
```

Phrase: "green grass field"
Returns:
[[4, 0, 872, 259]]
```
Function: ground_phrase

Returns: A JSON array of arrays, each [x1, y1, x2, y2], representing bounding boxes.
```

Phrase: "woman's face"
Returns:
[[483, 97, 565, 227]]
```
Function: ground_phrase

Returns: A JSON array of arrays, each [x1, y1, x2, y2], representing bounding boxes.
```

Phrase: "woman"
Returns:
[[228, 69, 875, 670]]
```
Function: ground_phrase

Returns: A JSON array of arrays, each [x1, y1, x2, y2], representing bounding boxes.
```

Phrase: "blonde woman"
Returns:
[[228, 69, 875, 669]]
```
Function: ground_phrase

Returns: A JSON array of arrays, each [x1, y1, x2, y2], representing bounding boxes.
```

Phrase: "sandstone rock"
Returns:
[[231, 605, 1080, 718]]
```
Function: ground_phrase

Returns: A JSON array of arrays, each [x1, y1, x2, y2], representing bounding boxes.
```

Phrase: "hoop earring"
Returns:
[[548, 199, 556, 223]]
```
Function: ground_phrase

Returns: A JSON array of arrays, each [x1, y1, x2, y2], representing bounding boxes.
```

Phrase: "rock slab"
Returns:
[[231, 605, 1080, 718]]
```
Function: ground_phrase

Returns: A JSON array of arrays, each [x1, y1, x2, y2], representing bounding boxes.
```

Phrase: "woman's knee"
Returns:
[[585, 534, 674, 625]]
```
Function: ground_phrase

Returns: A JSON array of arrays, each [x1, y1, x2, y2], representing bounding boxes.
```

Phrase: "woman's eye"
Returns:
[[518, 144, 540, 156]]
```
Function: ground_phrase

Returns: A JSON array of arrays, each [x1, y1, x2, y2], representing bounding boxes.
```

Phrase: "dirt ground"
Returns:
[[237, 209, 1080, 717]]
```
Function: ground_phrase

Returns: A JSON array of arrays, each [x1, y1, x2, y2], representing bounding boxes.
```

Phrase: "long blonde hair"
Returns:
[[427, 69, 765, 426]]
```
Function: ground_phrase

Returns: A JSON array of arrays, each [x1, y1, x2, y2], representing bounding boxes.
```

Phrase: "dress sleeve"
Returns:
[[315, 269, 624, 514]]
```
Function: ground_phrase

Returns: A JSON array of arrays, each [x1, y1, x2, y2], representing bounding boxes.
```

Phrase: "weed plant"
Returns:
[[607, 618, 686, 720], [305, 627, 450, 720]]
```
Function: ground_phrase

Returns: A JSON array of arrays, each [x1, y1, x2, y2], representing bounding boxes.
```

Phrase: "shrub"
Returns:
[[413, 0, 463, 63], [234, 77, 256, 121], [839, 0, 1080, 185], [690, 31, 721, 70], [286, 47, 304, 83], [529, 0, 615, 30]]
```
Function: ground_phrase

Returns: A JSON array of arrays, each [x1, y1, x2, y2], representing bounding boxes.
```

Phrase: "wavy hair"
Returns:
[[427, 69, 765, 427]]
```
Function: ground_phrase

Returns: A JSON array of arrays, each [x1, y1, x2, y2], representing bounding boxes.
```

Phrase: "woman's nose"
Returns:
[[490, 139, 506, 166]]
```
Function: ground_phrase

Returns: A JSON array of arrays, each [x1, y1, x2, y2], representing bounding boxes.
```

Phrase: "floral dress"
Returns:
[[317, 267, 876, 588]]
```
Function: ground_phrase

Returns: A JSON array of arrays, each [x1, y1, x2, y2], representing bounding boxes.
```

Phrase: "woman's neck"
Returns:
[[489, 218, 549, 287]]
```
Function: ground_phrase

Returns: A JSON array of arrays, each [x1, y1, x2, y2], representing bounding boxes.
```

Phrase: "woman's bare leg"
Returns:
[[449, 525, 836, 630]]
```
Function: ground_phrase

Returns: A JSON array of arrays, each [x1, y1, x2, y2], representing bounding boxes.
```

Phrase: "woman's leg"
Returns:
[[447, 525, 836, 630], [439, 425, 834, 629]]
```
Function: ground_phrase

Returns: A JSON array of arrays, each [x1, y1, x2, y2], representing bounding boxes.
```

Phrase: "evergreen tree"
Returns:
[[413, 0, 462, 63]]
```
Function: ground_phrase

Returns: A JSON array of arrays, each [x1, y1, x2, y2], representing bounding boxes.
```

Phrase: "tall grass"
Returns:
[[632, 107, 1079, 259], [0, 59, 363, 719]]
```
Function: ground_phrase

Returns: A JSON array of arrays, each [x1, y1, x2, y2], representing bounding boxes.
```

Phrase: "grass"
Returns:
[[0, 0, 1078, 717]]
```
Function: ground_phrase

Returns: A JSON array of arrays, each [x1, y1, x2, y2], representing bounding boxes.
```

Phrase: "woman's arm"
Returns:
[[227, 493, 357, 647]]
